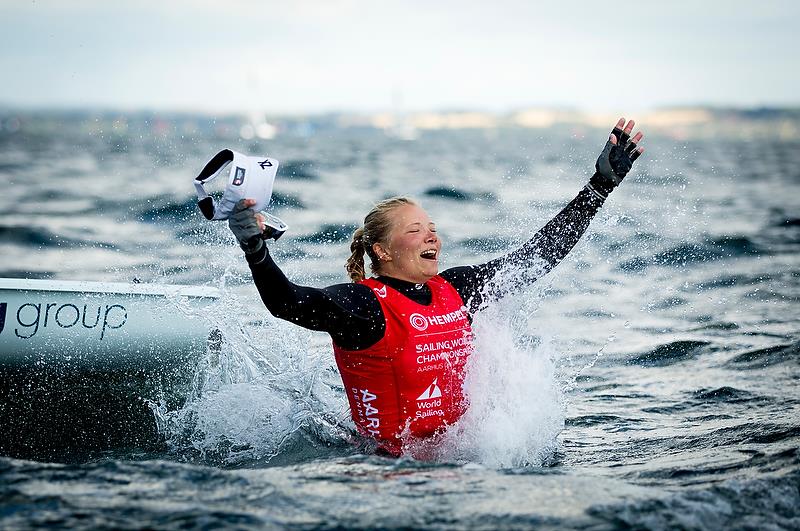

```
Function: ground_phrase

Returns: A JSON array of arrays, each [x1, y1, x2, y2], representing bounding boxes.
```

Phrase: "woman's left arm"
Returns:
[[442, 118, 645, 310]]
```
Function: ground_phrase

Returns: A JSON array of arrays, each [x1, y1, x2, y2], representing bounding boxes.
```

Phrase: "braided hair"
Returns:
[[345, 196, 416, 282]]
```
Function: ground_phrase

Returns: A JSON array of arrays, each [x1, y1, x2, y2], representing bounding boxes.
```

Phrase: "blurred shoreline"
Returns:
[[1, 106, 798, 141]]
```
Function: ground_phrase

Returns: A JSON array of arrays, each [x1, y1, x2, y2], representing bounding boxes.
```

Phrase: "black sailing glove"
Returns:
[[228, 199, 264, 255], [588, 120, 644, 199]]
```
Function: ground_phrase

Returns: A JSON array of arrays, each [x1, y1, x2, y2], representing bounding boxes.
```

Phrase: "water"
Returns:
[[0, 110, 798, 529]]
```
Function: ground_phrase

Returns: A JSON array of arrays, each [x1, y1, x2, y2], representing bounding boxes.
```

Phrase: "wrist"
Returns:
[[584, 183, 607, 202], [588, 171, 615, 198], [240, 235, 264, 255], [245, 241, 269, 265]]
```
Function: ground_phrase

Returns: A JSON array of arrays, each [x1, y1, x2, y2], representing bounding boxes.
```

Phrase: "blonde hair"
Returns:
[[345, 196, 417, 282]]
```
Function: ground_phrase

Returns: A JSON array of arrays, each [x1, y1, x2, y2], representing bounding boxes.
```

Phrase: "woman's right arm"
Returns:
[[230, 200, 385, 350]]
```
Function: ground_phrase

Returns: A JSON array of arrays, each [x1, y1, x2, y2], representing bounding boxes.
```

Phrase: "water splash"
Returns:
[[150, 279, 354, 465], [431, 261, 566, 467]]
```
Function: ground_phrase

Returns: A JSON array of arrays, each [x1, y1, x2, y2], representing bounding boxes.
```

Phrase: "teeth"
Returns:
[[420, 250, 437, 259]]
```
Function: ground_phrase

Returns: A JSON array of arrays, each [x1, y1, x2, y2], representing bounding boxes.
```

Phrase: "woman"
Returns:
[[229, 118, 645, 455]]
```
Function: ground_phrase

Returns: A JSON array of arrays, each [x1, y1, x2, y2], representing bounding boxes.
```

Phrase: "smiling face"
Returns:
[[373, 203, 441, 284]]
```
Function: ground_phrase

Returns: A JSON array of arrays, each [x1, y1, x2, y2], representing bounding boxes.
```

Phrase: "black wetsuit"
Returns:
[[246, 186, 605, 350]]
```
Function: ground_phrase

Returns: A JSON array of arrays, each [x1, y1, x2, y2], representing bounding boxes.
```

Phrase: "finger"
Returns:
[[623, 120, 635, 135], [609, 133, 617, 145], [244, 198, 256, 207], [630, 147, 644, 162], [619, 119, 634, 146], [255, 212, 266, 231], [624, 132, 643, 154], [611, 117, 625, 141]]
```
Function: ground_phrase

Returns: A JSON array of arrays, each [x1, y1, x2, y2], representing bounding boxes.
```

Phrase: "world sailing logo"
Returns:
[[416, 378, 442, 400]]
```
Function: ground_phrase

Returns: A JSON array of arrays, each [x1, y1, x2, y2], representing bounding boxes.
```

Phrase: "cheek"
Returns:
[[392, 236, 418, 257]]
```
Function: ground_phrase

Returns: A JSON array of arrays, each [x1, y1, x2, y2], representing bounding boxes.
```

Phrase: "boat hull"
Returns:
[[0, 278, 219, 369]]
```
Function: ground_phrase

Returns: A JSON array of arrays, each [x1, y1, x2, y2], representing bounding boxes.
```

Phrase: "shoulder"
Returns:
[[324, 281, 376, 299], [439, 266, 472, 281], [320, 282, 384, 321], [429, 273, 466, 299], [439, 266, 483, 288]]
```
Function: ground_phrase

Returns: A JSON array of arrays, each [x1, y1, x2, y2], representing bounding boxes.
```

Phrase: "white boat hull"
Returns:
[[0, 278, 219, 369]]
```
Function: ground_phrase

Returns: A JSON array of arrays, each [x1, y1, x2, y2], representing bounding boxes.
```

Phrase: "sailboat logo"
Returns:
[[0, 303, 6, 335], [416, 378, 442, 401]]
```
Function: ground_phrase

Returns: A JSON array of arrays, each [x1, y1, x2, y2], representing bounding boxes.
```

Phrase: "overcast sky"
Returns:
[[0, 0, 797, 114]]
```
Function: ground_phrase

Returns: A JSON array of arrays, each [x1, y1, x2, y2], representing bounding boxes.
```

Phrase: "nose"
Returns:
[[425, 229, 438, 242]]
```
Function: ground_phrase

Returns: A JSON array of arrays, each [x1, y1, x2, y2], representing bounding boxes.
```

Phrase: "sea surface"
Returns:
[[0, 111, 798, 529]]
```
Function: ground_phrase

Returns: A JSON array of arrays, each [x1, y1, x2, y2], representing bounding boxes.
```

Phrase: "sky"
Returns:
[[0, 0, 797, 114]]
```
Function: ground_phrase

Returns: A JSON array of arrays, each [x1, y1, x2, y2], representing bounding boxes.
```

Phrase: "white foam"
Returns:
[[430, 263, 566, 467], [151, 278, 353, 464]]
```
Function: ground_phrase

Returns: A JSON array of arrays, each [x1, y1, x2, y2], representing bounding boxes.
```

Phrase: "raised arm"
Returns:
[[442, 118, 645, 311], [229, 199, 385, 350]]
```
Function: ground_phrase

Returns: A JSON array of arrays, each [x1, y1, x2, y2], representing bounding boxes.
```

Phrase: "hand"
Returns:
[[590, 118, 645, 198], [228, 199, 265, 255]]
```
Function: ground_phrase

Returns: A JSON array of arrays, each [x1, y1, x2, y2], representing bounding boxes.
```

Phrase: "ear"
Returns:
[[372, 242, 392, 261]]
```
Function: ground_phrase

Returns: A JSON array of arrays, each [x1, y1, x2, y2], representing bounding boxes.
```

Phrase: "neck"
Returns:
[[376, 275, 427, 288], [375, 272, 432, 285], [375, 265, 435, 285], [375, 275, 433, 304]]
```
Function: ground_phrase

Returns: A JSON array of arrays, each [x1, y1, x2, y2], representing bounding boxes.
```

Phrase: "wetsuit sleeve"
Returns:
[[441, 186, 605, 311], [245, 247, 385, 350]]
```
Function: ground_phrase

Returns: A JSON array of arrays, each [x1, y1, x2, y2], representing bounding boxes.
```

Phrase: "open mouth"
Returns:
[[420, 249, 437, 261]]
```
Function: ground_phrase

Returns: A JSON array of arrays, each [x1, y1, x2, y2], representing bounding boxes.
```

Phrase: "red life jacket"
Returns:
[[332, 276, 473, 455]]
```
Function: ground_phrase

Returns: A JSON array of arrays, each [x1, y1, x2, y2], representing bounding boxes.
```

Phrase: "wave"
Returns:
[[458, 236, 516, 254], [0, 226, 96, 249], [687, 321, 740, 331], [777, 217, 800, 227], [270, 191, 305, 209], [295, 223, 359, 244], [725, 341, 800, 369], [692, 386, 757, 403], [695, 273, 773, 291], [653, 243, 722, 265], [423, 186, 473, 201], [627, 340, 713, 367], [683, 422, 800, 449], [643, 387, 766, 415], [617, 236, 765, 272], [422, 186, 495, 202], [589, 469, 800, 529], [617, 256, 650, 272], [280, 160, 319, 180], [648, 297, 689, 310], [0, 269, 53, 279], [137, 197, 198, 224], [0, 161, 29, 172], [707, 235, 763, 256], [566, 414, 631, 427]]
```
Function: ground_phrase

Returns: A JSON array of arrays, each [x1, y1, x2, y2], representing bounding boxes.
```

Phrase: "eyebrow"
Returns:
[[406, 221, 436, 229]]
